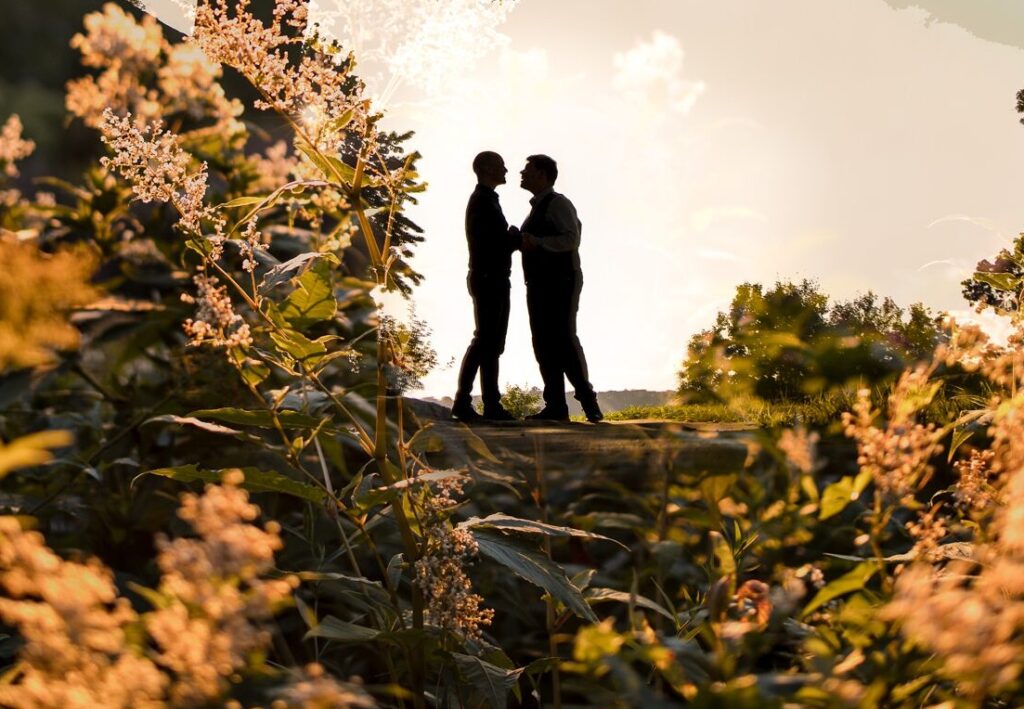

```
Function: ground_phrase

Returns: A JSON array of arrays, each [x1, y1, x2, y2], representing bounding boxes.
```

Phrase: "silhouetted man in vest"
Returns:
[[451, 151, 520, 422], [512, 154, 603, 422]]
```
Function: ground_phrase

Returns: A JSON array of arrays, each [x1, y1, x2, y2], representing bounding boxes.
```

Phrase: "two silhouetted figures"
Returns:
[[452, 152, 603, 423]]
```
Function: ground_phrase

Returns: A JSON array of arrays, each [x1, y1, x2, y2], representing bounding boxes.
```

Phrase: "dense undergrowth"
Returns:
[[1, 2, 1024, 708]]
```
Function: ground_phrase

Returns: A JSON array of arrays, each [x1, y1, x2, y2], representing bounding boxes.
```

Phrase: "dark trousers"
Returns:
[[526, 270, 596, 413], [456, 274, 511, 409]]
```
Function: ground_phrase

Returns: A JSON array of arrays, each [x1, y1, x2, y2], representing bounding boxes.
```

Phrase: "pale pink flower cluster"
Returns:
[[954, 448, 997, 509], [413, 476, 494, 641], [158, 42, 243, 126], [885, 557, 1024, 698], [67, 3, 242, 131], [0, 517, 168, 708], [71, 2, 161, 71], [841, 368, 943, 505], [98, 108, 228, 251], [777, 425, 819, 475], [193, 0, 370, 154], [267, 663, 376, 708], [147, 469, 299, 705], [182, 273, 253, 349], [239, 217, 268, 273], [249, 140, 300, 194], [0, 115, 36, 178]]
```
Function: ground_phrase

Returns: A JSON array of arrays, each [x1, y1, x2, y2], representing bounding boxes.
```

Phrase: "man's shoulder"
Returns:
[[468, 186, 499, 208], [549, 191, 577, 212]]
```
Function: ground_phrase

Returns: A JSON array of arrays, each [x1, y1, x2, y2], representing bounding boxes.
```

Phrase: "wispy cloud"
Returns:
[[612, 31, 705, 116], [926, 213, 1003, 235], [690, 206, 768, 233]]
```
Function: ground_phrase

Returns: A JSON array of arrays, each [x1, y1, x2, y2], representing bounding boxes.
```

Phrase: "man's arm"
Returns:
[[523, 195, 581, 253]]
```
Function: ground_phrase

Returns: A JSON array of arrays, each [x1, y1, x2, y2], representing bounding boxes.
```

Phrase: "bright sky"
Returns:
[[145, 0, 1024, 398]]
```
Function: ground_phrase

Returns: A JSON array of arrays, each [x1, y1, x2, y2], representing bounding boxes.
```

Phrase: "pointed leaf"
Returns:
[[304, 615, 380, 642], [136, 465, 327, 503], [459, 513, 627, 550], [453, 653, 522, 709], [801, 562, 878, 618], [472, 530, 598, 623], [280, 260, 336, 329]]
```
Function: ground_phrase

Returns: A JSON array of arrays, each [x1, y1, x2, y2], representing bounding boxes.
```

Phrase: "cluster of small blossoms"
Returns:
[[193, 0, 372, 154], [71, 2, 161, 71], [67, 3, 242, 131], [413, 476, 494, 642], [841, 368, 943, 505], [182, 273, 253, 349], [265, 663, 376, 709], [777, 425, 819, 475], [0, 517, 168, 708], [158, 41, 244, 126], [0, 115, 35, 178], [904, 503, 950, 558], [884, 555, 1024, 698], [98, 109, 224, 239], [147, 470, 299, 705], [718, 579, 772, 641], [954, 449, 997, 509], [239, 217, 268, 272], [248, 140, 300, 194]]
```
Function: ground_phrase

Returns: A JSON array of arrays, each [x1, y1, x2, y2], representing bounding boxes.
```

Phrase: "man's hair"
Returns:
[[526, 154, 558, 183], [472, 151, 502, 177]]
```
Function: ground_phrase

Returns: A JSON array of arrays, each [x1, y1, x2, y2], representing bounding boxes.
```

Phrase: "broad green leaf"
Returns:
[[280, 260, 337, 329], [948, 427, 975, 463], [260, 252, 336, 293], [270, 328, 327, 364], [296, 142, 356, 185], [819, 476, 855, 520], [219, 195, 265, 209], [584, 587, 676, 622], [0, 430, 72, 479], [137, 464, 327, 504], [304, 615, 380, 642], [144, 415, 244, 437], [973, 271, 1020, 292], [453, 653, 523, 709], [709, 530, 736, 581], [459, 513, 627, 550], [472, 530, 598, 623], [188, 407, 324, 430], [801, 562, 878, 618], [699, 473, 737, 507]]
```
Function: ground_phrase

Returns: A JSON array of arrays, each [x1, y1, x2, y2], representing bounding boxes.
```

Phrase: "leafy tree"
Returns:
[[501, 383, 542, 418], [680, 280, 945, 403]]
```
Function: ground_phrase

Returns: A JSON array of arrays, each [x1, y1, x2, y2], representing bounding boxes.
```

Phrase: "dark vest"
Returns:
[[521, 192, 577, 284]]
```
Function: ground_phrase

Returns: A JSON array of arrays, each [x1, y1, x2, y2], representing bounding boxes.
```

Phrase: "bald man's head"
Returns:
[[472, 151, 507, 188]]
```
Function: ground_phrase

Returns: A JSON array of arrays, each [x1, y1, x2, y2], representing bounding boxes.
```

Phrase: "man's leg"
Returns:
[[452, 276, 484, 420], [559, 273, 602, 421], [478, 280, 511, 413], [526, 282, 568, 415]]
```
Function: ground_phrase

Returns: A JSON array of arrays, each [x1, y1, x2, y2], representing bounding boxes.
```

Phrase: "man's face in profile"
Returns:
[[482, 155, 507, 186], [520, 162, 545, 193]]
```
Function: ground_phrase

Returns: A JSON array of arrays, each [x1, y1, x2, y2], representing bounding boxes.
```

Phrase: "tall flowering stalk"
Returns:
[[91, 2, 465, 702]]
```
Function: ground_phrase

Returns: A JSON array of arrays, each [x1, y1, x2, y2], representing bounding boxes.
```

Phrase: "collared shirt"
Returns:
[[523, 187, 582, 271], [466, 183, 514, 277]]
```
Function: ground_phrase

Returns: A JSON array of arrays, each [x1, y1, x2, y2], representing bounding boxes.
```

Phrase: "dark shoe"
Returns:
[[483, 405, 516, 421], [582, 402, 604, 423], [450, 401, 483, 423], [525, 407, 570, 422]]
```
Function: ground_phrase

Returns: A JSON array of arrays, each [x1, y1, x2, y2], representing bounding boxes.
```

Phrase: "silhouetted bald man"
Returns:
[[451, 151, 520, 422]]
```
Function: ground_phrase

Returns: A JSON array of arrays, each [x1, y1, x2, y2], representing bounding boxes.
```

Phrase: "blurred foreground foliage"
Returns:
[[1, 2, 1024, 707]]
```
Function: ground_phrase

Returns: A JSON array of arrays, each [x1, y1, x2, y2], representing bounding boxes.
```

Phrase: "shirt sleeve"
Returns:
[[535, 194, 581, 253]]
